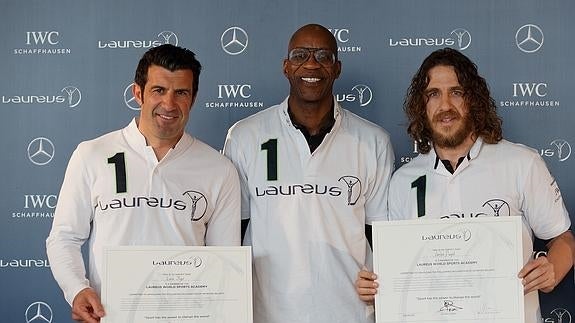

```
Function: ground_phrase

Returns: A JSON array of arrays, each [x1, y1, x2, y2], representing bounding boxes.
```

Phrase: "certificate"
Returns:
[[101, 246, 252, 323], [372, 217, 524, 322]]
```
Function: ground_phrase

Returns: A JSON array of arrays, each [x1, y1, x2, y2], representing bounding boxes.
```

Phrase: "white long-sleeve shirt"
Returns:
[[47, 119, 240, 304], [388, 137, 571, 323]]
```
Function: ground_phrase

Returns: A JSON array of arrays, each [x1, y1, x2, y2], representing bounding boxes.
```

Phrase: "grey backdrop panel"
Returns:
[[1, 0, 573, 322]]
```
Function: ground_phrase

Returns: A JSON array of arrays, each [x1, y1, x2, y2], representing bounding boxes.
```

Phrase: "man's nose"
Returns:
[[162, 93, 177, 109], [302, 53, 321, 68], [439, 93, 455, 111]]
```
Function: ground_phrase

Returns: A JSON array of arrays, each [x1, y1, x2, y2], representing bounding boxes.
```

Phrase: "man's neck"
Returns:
[[434, 135, 476, 170], [150, 145, 173, 161], [288, 97, 334, 135], [137, 121, 181, 161], [145, 137, 179, 161]]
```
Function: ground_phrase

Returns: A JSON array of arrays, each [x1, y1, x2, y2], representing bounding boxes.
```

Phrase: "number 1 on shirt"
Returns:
[[261, 139, 278, 181], [411, 175, 426, 217], [108, 152, 127, 193]]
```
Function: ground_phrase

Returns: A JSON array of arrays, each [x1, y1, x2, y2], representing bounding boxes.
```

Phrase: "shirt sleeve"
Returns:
[[522, 153, 571, 240], [204, 160, 241, 246], [46, 144, 92, 305], [223, 126, 252, 221], [388, 173, 406, 221], [365, 133, 395, 224]]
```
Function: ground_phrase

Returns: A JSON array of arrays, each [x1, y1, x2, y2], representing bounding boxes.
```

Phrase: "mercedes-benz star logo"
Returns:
[[450, 28, 472, 50], [27, 137, 55, 166], [352, 84, 373, 107], [25, 301, 53, 323], [221, 26, 248, 55], [157, 31, 179, 46], [516, 24, 544, 53], [123, 83, 140, 111]]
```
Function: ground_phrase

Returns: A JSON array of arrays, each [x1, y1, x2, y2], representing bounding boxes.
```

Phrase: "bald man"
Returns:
[[224, 24, 395, 323]]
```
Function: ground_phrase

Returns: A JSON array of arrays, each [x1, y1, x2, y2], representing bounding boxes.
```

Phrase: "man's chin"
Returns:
[[433, 133, 470, 149]]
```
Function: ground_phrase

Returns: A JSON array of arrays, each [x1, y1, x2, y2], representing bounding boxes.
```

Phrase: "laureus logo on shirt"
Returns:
[[439, 198, 510, 218], [96, 190, 208, 222], [96, 196, 186, 211], [338, 176, 361, 205], [254, 175, 362, 206], [183, 191, 208, 221], [481, 199, 510, 217]]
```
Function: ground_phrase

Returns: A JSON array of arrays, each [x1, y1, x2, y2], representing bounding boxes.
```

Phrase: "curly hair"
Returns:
[[404, 48, 502, 154]]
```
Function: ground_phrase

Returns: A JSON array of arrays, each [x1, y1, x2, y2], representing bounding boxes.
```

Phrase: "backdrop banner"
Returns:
[[1, 1, 573, 322]]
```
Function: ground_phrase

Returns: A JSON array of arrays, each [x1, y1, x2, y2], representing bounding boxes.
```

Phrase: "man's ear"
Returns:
[[132, 83, 143, 106], [334, 60, 342, 79], [282, 59, 290, 78]]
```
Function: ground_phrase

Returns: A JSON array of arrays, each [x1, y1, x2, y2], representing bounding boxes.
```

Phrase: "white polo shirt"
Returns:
[[47, 118, 240, 304], [224, 97, 395, 323], [388, 137, 571, 323]]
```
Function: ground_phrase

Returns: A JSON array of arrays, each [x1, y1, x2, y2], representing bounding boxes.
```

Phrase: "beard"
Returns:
[[430, 110, 473, 149]]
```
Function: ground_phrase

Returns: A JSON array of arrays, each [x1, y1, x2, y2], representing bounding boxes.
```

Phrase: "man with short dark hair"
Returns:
[[355, 48, 575, 323], [47, 44, 240, 323]]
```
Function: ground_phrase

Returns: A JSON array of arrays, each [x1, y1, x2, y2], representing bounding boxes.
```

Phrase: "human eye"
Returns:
[[176, 89, 190, 96], [315, 50, 334, 65], [151, 87, 164, 95], [425, 90, 439, 98], [451, 89, 464, 97], [289, 49, 309, 64]]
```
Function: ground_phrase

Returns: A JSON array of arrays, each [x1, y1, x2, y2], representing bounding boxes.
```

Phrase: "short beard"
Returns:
[[430, 113, 473, 149]]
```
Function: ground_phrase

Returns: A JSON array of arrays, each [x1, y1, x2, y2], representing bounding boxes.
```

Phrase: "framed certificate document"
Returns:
[[101, 246, 252, 323], [372, 217, 524, 322]]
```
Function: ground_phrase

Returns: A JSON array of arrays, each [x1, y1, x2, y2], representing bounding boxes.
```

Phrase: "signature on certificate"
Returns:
[[440, 300, 463, 312]]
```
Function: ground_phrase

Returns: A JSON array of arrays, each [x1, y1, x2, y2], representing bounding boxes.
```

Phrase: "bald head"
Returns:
[[288, 24, 338, 57], [282, 23, 341, 112]]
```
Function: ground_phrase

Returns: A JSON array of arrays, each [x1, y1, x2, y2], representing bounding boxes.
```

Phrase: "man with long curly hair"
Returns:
[[355, 48, 574, 323]]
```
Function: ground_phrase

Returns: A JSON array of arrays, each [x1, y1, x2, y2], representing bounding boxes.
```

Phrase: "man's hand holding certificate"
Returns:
[[372, 217, 524, 322], [101, 246, 252, 323]]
